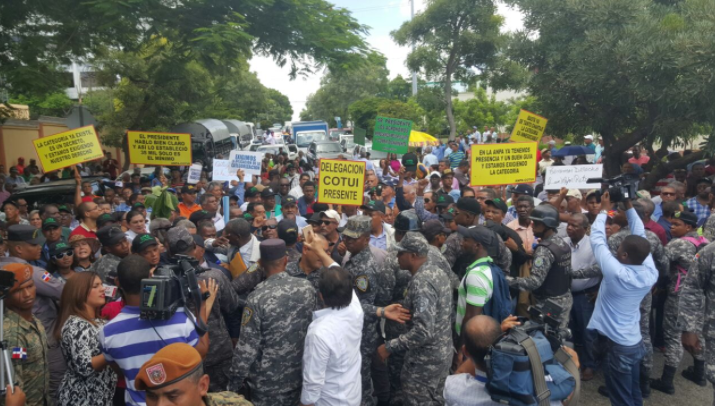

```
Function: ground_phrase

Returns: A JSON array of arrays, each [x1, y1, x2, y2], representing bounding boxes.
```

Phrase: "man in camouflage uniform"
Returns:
[[285, 233, 331, 308], [377, 232, 453, 406], [0, 263, 50, 406], [90, 225, 131, 284], [652, 210, 707, 394], [278, 219, 302, 267], [508, 204, 573, 330], [228, 239, 315, 406]]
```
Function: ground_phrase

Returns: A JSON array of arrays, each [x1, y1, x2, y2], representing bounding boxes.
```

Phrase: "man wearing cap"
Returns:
[[240, 186, 262, 212], [687, 177, 712, 227], [281, 196, 308, 228], [318, 210, 345, 265], [2, 200, 30, 226], [361, 200, 395, 251], [90, 226, 131, 284], [6, 166, 26, 187], [228, 239, 316, 406], [135, 343, 252, 406], [179, 185, 202, 218], [564, 189, 585, 215], [220, 219, 263, 298], [1, 263, 50, 406], [297, 181, 317, 217], [651, 210, 707, 394], [69, 201, 102, 241], [37, 217, 64, 267], [377, 232, 452, 406], [132, 233, 161, 267], [260, 187, 282, 219], [277, 219, 302, 266], [437, 169, 461, 201], [507, 196, 536, 254], [502, 184, 540, 225]]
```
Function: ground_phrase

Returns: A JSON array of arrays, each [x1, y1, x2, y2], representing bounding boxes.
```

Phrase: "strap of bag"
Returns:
[[554, 348, 581, 406], [520, 336, 551, 406]]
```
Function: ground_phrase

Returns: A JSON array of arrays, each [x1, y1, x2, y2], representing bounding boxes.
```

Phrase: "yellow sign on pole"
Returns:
[[33, 125, 104, 173], [510, 109, 548, 143], [127, 131, 192, 166], [317, 159, 366, 206], [470, 142, 538, 186]]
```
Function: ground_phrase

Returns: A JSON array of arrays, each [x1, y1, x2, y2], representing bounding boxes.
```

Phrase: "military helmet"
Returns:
[[394, 210, 422, 232], [528, 204, 560, 228]]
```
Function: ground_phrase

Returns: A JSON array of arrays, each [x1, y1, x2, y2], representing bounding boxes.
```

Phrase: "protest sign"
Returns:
[[510, 110, 548, 143], [372, 116, 412, 154], [127, 131, 192, 166], [212, 159, 239, 182], [544, 164, 603, 190], [317, 159, 366, 206], [187, 163, 203, 184], [228, 151, 262, 178], [354, 127, 366, 146], [470, 142, 538, 186], [33, 125, 104, 172]]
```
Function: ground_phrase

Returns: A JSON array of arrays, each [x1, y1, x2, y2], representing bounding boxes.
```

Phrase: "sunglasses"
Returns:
[[52, 251, 74, 260], [661, 192, 676, 196], [262, 225, 278, 231], [320, 220, 337, 226]]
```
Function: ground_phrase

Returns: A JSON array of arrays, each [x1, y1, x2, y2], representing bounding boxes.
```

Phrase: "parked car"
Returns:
[[12, 177, 108, 208], [307, 141, 344, 161], [255, 144, 299, 160]]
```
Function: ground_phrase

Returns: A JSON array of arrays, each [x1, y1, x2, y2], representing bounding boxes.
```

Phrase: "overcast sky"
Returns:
[[249, 0, 524, 121]]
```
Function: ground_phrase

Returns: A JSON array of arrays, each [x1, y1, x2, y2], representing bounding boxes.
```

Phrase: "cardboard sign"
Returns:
[[212, 159, 238, 182], [510, 110, 548, 143], [33, 125, 104, 172], [372, 116, 412, 154], [228, 151, 262, 178], [470, 142, 538, 186], [187, 163, 203, 184], [317, 159, 366, 206], [544, 164, 603, 190], [354, 127, 367, 146], [127, 131, 192, 166]]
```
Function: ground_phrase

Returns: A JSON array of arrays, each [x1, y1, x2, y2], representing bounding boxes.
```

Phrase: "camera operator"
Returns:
[[588, 192, 658, 406], [100, 254, 215, 406]]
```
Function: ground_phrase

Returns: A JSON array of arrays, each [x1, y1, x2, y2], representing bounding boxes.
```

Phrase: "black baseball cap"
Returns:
[[457, 225, 494, 246], [132, 233, 158, 254], [511, 184, 534, 196], [456, 197, 481, 215], [48, 240, 73, 257], [97, 226, 127, 247], [192, 234, 205, 248], [42, 217, 61, 231], [189, 210, 213, 225], [282, 196, 297, 207], [435, 194, 454, 208], [422, 220, 451, 242], [7, 225, 45, 245], [402, 152, 419, 172], [696, 177, 712, 186], [485, 198, 508, 214], [277, 219, 299, 245], [440, 211, 454, 222], [180, 185, 198, 194], [1, 200, 18, 210], [674, 210, 698, 227], [361, 200, 386, 214], [261, 187, 277, 198], [307, 212, 322, 225]]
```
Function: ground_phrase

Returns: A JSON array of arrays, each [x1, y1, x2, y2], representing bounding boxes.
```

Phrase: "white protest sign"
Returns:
[[229, 151, 262, 178], [187, 163, 203, 184], [544, 164, 603, 190], [212, 159, 239, 182]]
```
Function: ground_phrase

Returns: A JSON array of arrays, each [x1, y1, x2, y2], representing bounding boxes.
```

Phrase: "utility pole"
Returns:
[[411, 0, 418, 96]]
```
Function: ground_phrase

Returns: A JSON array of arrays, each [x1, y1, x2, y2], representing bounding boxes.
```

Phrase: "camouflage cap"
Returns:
[[167, 227, 194, 253], [395, 231, 429, 254], [341, 215, 372, 238]]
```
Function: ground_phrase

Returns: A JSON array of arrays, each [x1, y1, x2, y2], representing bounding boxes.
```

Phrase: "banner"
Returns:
[[33, 125, 104, 172], [470, 142, 538, 186], [212, 159, 239, 182], [544, 164, 603, 190], [354, 127, 366, 146], [187, 163, 203, 184], [372, 116, 412, 154], [510, 110, 548, 143], [127, 131, 192, 166], [228, 151, 262, 178], [317, 159, 366, 206]]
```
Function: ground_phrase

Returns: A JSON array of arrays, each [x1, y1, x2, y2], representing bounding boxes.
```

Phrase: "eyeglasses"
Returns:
[[262, 225, 278, 231], [52, 251, 74, 260], [320, 220, 337, 226], [661, 192, 676, 196]]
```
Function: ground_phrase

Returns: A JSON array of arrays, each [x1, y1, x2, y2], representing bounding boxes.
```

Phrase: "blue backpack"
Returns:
[[481, 261, 512, 324]]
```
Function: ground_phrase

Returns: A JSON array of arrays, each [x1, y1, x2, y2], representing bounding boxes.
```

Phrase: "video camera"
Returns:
[[500, 299, 572, 353], [587, 174, 638, 202], [139, 255, 208, 335]]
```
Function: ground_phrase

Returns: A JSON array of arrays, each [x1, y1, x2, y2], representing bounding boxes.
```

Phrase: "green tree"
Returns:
[[506, 0, 715, 187], [392, 0, 505, 139], [9, 92, 74, 119], [386, 75, 412, 102], [451, 87, 510, 134]]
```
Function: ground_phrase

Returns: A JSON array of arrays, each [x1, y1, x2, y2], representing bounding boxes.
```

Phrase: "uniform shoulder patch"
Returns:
[[246, 264, 258, 273], [241, 307, 253, 326], [355, 275, 369, 292], [534, 257, 544, 267], [41, 271, 52, 282]]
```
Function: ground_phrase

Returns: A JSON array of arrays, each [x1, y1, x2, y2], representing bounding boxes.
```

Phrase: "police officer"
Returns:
[[228, 239, 315, 406], [507, 204, 573, 330], [136, 343, 253, 406], [89, 225, 131, 284], [377, 232, 452, 406]]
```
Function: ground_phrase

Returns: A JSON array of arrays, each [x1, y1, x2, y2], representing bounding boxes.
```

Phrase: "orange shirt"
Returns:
[[178, 202, 202, 218]]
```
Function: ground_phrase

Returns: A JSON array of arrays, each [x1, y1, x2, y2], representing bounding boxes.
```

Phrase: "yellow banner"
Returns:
[[318, 159, 366, 206], [510, 109, 548, 143], [470, 142, 538, 186], [127, 131, 192, 166], [33, 125, 104, 172]]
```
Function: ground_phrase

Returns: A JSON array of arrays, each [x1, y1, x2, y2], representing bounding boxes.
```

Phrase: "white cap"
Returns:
[[320, 210, 340, 223], [548, 140, 556, 145], [584, 134, 594, 140], [566, 189, 582, 200], [429, 171, 441, 178]]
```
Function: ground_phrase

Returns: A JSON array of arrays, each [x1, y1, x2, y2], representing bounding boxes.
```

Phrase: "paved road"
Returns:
[[579, 350, 712, 405]]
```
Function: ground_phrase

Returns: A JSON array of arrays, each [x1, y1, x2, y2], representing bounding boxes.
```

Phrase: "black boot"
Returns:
[[640, 367, 651, 399], [650, 365, 676, 395], [682, 360, 708, 387]]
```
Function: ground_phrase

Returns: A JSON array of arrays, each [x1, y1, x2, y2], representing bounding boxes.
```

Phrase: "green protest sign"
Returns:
[[372, 116, 412, 154], [354, 127, 366, 146]]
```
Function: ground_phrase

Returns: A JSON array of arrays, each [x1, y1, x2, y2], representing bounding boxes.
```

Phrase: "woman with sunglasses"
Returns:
[[47, 241, 77, 281], [70, 235, 97, 272]]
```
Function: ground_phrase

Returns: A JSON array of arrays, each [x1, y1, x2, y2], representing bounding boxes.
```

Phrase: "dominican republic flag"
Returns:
[[12, 347, 27, 360], [41, 272, 51, 282]]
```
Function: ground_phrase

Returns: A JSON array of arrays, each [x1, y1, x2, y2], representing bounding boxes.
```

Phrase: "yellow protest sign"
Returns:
[[317, 159, 366, 206], [127, 131, 192, 166], [470, 142, 538, 186], [510, 109, 548, 143], [33, 125, 104, 172]]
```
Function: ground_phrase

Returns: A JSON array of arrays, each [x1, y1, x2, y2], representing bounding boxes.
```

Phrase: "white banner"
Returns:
[[187, 163, 203, 184], [212, 159, 239, 182], [229, 151, 263, 178], [544, 164, 603, 190]]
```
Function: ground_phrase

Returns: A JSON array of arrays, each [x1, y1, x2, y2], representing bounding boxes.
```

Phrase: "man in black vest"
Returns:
[[507, 203, 573, 329]]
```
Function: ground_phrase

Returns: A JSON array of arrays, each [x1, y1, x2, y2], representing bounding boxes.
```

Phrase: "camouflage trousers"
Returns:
[[663, 294, 705, 368], [385, 320, 408, 406], [250, 389, 299, 406], [640, 291, 653, 375], [534, 292, 573, 331], [706, 339, 715, 406], [400, 346, 451, 406], [361, 322, 380, 406], [206, 359, 232, 393]]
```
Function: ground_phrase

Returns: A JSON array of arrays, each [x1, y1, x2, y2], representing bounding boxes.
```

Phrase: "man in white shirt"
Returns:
[[300, 266, 364, 406], [423, 147, 439, 168]]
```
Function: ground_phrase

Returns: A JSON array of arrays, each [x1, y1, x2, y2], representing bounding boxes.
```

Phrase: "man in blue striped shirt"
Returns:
[[448, 142, 466, 169], [100, 254, 210, 406]]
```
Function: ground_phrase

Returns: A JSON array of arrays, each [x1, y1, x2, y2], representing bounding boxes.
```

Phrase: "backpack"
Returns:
[[674, 236, 709, 292], [486, 328, 579, 406], [481, 261, 512, 324]]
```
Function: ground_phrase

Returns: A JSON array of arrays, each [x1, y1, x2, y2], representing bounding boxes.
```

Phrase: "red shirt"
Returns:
[[69, 223, 97, 240], [645, 219, 668, 246]]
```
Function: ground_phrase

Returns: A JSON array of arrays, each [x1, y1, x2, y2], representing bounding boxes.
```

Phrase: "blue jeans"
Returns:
[[603, 337, 646, 406], [570, 291, 599, 369]]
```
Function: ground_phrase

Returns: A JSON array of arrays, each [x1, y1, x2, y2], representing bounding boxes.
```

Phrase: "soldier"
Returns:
[[0, 263, 50, 406], [89, 225, 131, 284], [135, 343, 253, 406], [377, 232, 452, 406], [228, 239, 316, 406], [507, 204, 573, 330], [277, 219, 302, 267]]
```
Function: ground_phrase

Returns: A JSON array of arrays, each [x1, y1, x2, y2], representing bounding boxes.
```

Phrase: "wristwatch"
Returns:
[[599, 210, 609, 216]]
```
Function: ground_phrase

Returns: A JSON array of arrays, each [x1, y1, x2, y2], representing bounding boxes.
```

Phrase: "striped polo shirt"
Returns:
[[455, 257, 494, 335], [99, 306, 200, 406]]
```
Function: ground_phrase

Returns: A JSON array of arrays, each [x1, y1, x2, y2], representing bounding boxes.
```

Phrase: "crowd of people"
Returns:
[[0, 132, 715, 406]]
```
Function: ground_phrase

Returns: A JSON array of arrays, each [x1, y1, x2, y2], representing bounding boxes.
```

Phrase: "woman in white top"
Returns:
[[124, 210, 146, 243]]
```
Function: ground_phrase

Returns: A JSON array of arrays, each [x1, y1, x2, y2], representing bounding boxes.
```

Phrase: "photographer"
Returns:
[[588, 192, 658, 406]]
